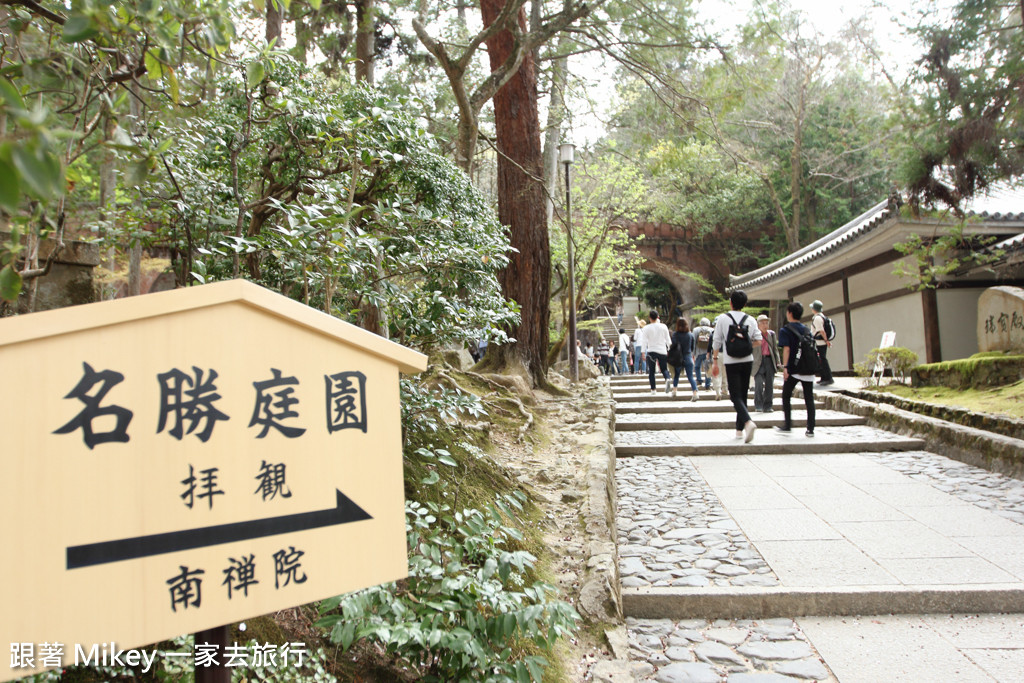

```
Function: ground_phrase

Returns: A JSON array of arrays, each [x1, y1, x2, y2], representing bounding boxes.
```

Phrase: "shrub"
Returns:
[[318, 494, 579, 683], [856, 347, 919, 385]]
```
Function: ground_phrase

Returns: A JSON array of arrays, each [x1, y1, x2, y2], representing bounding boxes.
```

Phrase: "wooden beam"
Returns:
[[843, 277, 854, 371], [922, 287, 942, 363]]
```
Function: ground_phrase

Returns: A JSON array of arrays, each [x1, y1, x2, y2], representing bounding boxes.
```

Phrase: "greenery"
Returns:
[[855, 346, 919, 385], [318, 494, 579, 682], [899, 0, 1024, 209], [864, 380, 1024, 421], [892, 223, 1003, 290]]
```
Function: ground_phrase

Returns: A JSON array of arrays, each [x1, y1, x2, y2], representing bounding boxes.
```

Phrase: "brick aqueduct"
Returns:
[[622, 221, 763, 306]]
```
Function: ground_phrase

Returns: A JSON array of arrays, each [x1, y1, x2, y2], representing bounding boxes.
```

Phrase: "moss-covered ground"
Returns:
[[866, 379, 1024, 419]]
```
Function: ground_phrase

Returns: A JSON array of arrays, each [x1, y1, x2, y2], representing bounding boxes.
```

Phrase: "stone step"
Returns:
[[622, 584, 1024, 619], [615, 410, 865, 431], [615, 392, 766, 403], [615, 400, 825, 414], [614, 426, 926, 456]]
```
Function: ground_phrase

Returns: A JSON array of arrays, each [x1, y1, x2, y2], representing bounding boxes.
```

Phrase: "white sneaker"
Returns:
[[735, 430, 743, 439], [665, 379, 672, 394], [691, 391, 699, 402], [672, 386, 677, 398], [650, 390, 658, 395], [743, 420, 757, 443]]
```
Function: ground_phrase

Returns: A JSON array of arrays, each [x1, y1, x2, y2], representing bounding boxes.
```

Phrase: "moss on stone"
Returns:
[[911, 353, 1024, 389]]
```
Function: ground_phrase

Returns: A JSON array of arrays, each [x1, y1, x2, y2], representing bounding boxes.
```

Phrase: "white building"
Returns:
[[727, 187, 1024, 370]]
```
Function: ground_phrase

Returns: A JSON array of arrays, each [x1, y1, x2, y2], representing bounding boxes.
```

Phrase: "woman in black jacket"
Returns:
[[669, 318, 698, 400]]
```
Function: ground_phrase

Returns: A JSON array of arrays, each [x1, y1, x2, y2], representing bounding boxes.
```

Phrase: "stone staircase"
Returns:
[[608, 373, 1024, 621]]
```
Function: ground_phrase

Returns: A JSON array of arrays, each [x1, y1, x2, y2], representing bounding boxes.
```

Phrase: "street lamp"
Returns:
[[559, 142, 578, 382]]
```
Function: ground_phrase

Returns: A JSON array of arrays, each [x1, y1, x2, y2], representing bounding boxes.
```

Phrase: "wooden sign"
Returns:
[[0, 280, 427, 681]]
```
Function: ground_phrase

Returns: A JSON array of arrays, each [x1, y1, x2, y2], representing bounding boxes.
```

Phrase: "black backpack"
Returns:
[[815, 313, 836, 341], [724, 313, 753, 357], [787, 323, 820, 375]]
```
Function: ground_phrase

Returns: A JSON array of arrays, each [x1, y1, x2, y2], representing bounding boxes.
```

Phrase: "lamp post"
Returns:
[[559, 142, 577, 382]]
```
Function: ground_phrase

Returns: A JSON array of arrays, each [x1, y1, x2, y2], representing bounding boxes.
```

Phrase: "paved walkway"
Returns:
[[609, 376, 1024, 682]]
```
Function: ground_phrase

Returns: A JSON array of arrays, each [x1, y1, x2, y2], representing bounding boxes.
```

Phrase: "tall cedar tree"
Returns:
[[478, 0, 552, 387]]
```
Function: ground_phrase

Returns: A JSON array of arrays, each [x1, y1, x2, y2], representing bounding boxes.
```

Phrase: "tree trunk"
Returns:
[[478, 0, 551, 388], [355, 0, 375, 83], [266, 0, 283, 45], [788, 98, 804, 252], [543, 48, 567, 225]]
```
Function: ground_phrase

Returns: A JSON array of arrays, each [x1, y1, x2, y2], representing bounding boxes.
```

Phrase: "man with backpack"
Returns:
[[643, 310, 673, 395], [777, 301, 817, 436], [711, 291, 762, 443], [693, 317, 714, 391], [810, 299, 835, 387]]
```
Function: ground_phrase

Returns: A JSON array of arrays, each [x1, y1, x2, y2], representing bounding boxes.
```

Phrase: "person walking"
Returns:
[[752, 314, 782, 413], [711, 291, 761, 443], [618, 327, 631, 374], [777, 301, 817, 436], [709, 315, 725, 400], [693, 317, 714, 391], [643, 310, 672, 395], [633, 321, 646, 374], [669, 317, 698, 400], [810, 300, 835, 386], [598, 339, 611, 375]]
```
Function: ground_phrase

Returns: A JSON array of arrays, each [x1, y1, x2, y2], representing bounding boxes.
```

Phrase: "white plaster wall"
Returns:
[[938, 288, 985, 360], [792, 281, 844, 312], [851, 295, 926, 366], [827, 312, 851, 370], [847, 259, 914, 302], [790, 281, 848, 370]]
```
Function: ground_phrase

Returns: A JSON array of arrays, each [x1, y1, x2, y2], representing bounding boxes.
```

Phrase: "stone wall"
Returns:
[[3, 233, 99, 313]]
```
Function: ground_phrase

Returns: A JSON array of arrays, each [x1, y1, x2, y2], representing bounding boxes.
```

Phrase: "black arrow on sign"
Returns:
[[66, 489, 372, 569]]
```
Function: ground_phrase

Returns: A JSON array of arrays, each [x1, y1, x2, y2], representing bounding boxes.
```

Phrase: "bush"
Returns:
[[856, 347, 919, 385], [318, 494, 579, 683]]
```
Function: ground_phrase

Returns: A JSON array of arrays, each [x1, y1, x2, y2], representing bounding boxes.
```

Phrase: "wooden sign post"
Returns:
[[0, 280, 427, 681]]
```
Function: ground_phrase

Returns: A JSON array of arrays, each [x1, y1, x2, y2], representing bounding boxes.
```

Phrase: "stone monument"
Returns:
[[978, 285, 1024, 353]]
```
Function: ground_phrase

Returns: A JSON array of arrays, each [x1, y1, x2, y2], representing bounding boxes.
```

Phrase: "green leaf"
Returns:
[[61, 14, 98, 43], [0, 265, 22, 302], [144, 49, 165, 80], [11, 144, 61, 199], [166, 67, 180, 104], [0, 78, 24, 110], [246, 61, 265, 90], [308, 0, 322, 8], [0, 156, 19, 212]]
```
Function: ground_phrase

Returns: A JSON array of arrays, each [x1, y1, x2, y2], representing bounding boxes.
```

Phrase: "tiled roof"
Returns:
[[727, 199, 893, 292], [728, 182, 1024, 293]]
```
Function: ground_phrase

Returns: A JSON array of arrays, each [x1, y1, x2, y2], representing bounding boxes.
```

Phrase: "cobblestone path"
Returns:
[[610, 377, 1024, 682]]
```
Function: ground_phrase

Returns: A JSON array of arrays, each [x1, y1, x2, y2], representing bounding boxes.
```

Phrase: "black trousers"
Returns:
[[782, 375, 816, 431], [724, 361, 753, 430], [816, 344, 833, 383], [647, 351, 669, 390]]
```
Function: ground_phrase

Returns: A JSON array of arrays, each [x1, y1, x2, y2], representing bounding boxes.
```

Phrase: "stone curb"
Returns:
[[623, 584, 1024, 619], [614, 438, 926, 457], [577, 380, 624, 624], [820, 392, 1024, 479], [846, 387, 1024, 441]]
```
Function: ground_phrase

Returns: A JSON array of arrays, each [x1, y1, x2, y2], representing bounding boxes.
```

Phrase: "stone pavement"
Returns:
[[608, 375, 1024, 682]]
